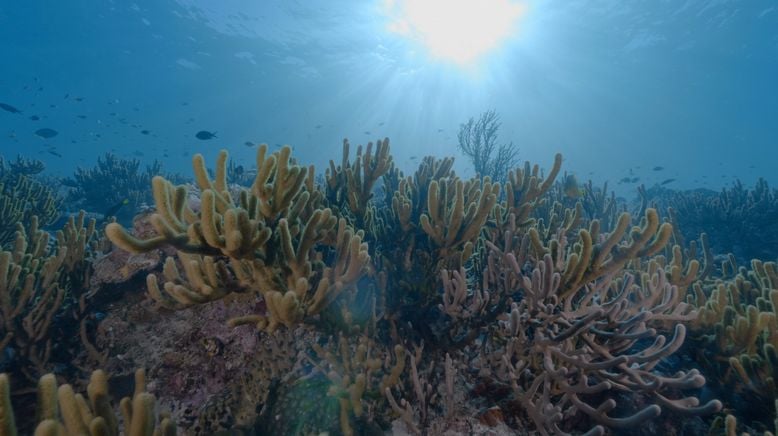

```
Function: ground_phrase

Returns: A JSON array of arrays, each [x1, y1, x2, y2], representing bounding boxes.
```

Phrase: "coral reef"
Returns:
[[64, 153, 179, 224], [659, 179, 778, 262], [5, 137, 771, 435]]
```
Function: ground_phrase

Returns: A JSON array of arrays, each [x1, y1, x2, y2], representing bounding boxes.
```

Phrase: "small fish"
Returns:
[[195, 130, 217, 140], [364, 131, 371, 135], [74, 97, 84, 102], [29, 115, 40, 121], [104, 198, 129, 218], [77, 115, 87, 119], [315, 124, 322, 129], [618, 177, 631, 184], [274, 143, 282, 148], [35, 128, 59, 139], [201, 337, 224, 357], [141, 129, 150, 135], [378, 122, 384, 126], [0, 102, 22, 114], [437, 129, 444, 133], [48, 150, 63, 157], [64, 93, 69, 99], [630, 177, 640, 183], [244, 141, 254, 147], [660, 178, 676, 185], [652, 166, 664, 171], [409, 156, 417, 160]]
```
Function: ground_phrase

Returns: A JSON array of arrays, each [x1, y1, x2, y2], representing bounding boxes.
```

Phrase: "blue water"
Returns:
[[1, 1, 776, 195]]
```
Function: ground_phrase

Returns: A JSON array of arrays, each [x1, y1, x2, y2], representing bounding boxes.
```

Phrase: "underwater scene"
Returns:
[[1, 0, 777, 434]]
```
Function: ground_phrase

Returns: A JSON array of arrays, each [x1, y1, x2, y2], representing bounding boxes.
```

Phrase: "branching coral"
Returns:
[[0, 156, 60, 248], [65, 153, 177, 223], [690, 258, 778, 429], [663, 179, 778, 262], [481, 211, 718, 434], [0, 369, 176, 435], [0, 211, 100, 383], [456, 110, 520, 182], [105, 145, 370, 332]]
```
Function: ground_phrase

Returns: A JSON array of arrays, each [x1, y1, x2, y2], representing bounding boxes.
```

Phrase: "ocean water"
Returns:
[[2, 1, 778, 435], [1, 1, 776, 192]]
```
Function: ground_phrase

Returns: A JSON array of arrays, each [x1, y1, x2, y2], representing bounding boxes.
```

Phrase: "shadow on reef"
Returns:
[[1, 138, 777, 435]]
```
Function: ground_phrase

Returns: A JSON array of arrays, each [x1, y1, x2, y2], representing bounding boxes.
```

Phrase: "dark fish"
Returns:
[[274, 143, 282, 148], [0, 102, 22, 113], [141, 130, 150, 135], [195, 130, 217, 140], [630, 177, 640, 183], [437, 129, 444, 133], [652, 166, 664, 171], [74, 97, 84, 102], [660, 178, 676, 185], [77, 115, 87, 119], [104, 198, 129, 218], [29, 115, 40, 121], [618, 177, 631, 184], [48, 150, 63, 157], [364, 131, 371, 135], [409, 156, 417, 160], [64, 93, 69, 99], [378, 122, 385, 126], [315, 124, 322, 129], [35, 128, 59, 139], [244, 141, 254, 147]]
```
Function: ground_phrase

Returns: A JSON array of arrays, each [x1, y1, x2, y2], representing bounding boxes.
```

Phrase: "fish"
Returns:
[[104, 198, 129, 218], [35, 128, 59, 139], [409, 156, 417, 160], [315, 124, 322, 129], [652, 166, 664, 171], [563, 174, 584, 198], [618, 177, 631, 184], [0, 102, 22, 114], [630, 177, 640, 183], [74, 97, 84, 102], [48, 150, 63, 157], [244, 141, 254, 147], [29, 115, 40, 121], [364, 131, 371, 135], [141, 130, 150, 135], [195, 130, 217, 140], [660, 178, 676, 185]]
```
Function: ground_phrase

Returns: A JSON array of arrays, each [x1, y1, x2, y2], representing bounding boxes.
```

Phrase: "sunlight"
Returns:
[[384, 0, 526, 65]]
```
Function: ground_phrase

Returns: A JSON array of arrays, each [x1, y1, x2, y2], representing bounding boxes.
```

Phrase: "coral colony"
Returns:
[[2, 139, 778, 435]]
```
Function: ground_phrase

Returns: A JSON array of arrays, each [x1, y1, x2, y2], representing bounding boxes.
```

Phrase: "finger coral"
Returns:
[[105, 145, 370, 331]]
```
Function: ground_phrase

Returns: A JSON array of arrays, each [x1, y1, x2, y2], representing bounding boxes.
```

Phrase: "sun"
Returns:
[[384, 0, 526, 65]]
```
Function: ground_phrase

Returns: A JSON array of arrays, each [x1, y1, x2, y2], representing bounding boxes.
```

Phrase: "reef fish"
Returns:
[[660, 178, 676, 185], [652, 166, 664, 171], [0, 102, 22, 113], [195, 130, 217, 140], [29, 115, 40, 121], [35, 128, 59, 139]]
